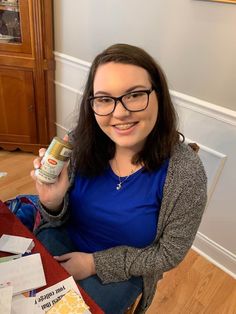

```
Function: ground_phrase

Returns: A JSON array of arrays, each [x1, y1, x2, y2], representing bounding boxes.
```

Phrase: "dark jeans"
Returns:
[[36, 226, 143, 314]]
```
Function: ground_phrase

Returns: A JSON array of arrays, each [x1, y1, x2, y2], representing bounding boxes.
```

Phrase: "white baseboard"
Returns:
[[192, 232, 236, 279]]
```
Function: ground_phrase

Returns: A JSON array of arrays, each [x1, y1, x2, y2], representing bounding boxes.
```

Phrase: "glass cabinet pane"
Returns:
[[0, 0, 21, 44]]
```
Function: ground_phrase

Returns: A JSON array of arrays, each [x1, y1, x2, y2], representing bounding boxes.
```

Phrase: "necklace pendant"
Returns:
[[116, 183, 122, 190]]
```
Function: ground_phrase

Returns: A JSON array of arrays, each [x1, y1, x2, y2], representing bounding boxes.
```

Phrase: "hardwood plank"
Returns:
[[147, 250, 236, 314], [0, 150, 37, 201], [203, 276, 236, 314]]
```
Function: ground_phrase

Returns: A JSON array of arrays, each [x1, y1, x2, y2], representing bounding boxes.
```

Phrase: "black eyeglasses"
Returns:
[[89, 87, 154, 116]]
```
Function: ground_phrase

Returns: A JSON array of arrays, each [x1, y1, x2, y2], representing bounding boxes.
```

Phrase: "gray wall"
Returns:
[[53, 0, 236, 111]]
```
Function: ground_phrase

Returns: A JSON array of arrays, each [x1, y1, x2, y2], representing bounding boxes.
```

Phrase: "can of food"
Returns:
[[36, 137, 73, 184]]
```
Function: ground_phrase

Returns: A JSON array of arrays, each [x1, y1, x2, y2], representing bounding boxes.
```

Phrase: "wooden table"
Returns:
[[0, 200, 104, 314]]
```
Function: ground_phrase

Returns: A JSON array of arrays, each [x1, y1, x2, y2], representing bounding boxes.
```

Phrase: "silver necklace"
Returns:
[[115, 159, 135, 190], [116, 172, 134, 190]]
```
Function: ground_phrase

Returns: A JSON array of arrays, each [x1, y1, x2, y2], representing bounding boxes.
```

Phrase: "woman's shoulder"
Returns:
[[169, 142, 207, 184], [171, 141, 201, 164]]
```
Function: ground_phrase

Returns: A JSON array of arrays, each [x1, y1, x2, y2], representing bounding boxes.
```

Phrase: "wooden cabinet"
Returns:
[[0, 0, 55, 154]]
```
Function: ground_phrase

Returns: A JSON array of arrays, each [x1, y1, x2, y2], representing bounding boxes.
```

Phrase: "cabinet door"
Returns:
[[0, 68, 37, 144], [0, 0, 31, 54]]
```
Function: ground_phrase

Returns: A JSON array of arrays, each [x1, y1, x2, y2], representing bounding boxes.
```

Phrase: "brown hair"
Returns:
[[71, 43, 181, 175]]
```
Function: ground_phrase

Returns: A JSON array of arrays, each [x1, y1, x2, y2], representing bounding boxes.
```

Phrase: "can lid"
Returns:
[[53, 136, 73, 150]]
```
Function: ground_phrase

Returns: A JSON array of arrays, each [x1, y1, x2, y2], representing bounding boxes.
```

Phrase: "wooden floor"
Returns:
[[0, 150, 235, 313], [0, 149, 37, 201]]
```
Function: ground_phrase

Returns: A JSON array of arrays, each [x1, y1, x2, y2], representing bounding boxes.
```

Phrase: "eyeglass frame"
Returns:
[[89, 87, 154, 116]]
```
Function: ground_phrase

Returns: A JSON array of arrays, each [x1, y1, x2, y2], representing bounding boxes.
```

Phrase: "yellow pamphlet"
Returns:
[[46, 289, 90, 314]]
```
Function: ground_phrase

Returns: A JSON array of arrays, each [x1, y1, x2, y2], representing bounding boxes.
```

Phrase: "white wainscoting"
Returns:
[[54, 51, 236, 278], [54, 52, 89, 137]]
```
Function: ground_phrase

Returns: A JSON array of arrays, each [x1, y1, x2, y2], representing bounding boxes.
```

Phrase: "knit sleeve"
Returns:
[[37, 193, 70, 225]]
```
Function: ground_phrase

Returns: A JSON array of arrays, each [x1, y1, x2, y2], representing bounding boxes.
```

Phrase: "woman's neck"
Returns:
[[110, 146, 142, 177]]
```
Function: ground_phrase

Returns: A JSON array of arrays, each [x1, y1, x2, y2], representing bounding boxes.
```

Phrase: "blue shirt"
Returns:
[[67, 160, 169, 253]]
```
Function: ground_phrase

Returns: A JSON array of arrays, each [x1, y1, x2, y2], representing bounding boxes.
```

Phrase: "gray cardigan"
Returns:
[[36, 143, 207, 313]]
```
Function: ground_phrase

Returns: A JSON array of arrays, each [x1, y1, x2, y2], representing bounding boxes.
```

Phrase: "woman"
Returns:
[[32, 44, 207, 314]]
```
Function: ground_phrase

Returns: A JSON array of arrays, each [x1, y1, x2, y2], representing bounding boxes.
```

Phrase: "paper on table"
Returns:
[[35, 276, 91, 314], [0, 254, 22, 263], [46, 289, 90, 314], [0, 253, 46, 295], [11, 297, 41, 314], [0, 283, 13, 314], [0, 234, 35, 254]]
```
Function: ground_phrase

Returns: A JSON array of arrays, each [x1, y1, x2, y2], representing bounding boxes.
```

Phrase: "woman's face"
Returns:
[[93, 62, 158, 153]]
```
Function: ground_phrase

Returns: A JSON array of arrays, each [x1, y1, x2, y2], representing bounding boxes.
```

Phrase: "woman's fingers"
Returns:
[[54, 253, 72, 262], [30, 169, 36, 180], [33, 157, 41, 170], [31, 148, 45, 183], [30, 169, 43, 187], [39, 148, 46, 157], [33, 148, 46, 170]]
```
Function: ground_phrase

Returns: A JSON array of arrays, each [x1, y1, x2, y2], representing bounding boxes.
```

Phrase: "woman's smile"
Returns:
[[112, 121, 138, 133], [113, 122, 137, 130]]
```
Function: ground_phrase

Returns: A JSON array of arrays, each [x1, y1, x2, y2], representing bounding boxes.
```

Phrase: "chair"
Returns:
[[125, 294, 142, 314], [188, 142, 200, 153]]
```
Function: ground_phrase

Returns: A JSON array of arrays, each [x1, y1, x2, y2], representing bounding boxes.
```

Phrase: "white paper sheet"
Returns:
[[0, 253, 46, 295], [0, 234, 35, 254], [11, 297, 40, 314], [0, 284, 13, 314]]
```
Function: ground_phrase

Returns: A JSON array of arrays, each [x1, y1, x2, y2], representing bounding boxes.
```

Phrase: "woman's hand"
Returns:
[[30, 135, 70, 211], [54, 252, 96, 280]]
